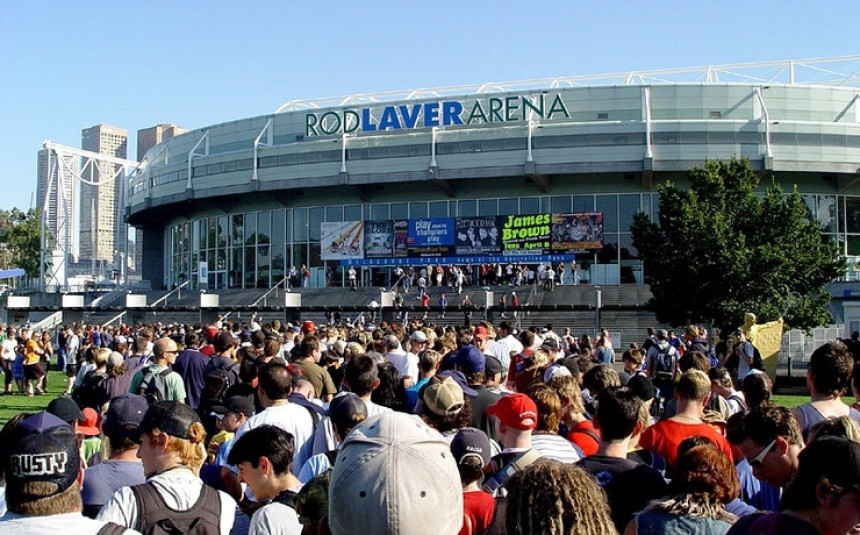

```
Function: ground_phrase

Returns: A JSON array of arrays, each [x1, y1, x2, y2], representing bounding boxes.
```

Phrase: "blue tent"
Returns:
[[0, 268, 25, 279]]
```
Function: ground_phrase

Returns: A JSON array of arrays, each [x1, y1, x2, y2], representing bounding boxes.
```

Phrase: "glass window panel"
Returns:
[[391, 203, 408, 220], [597, 195, 618, 232], [540, 197, 550, 213], [597, 234, 619, 264], [458, 200, 477, 217], [326, 206, 343, 222], [619, 194, 641, 232], [245, 247, 256, 287], [309, 207, 324, 241], [344, 205, 362, 221], [245, 212, 258, 245], [231, 215, 244, 247], [291, 244, 308, 270], [843, 197, 860, 233], [293, 208, 309, 242], [271, 244, 286, 282], [257, 245, 270, 288], [817, 196, 837, 233], [207, 218, 217, 251], [478, 199, 497, 216], [410, 202, 428, 219], [619, 233, 639, 259], [217, 216, 228, 248], [499, 198, 518, 215], [257, 212, 271, 246], [573, 195, 594, 213], [521, 197, 540, 214], [429, 201, 448, 218], [551, 196, 571, 213], [847, 236, 860, 256], [272, 209, 286, 248], [371, 204, 389, 220]]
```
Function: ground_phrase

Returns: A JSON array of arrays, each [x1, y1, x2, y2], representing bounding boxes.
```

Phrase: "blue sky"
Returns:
[[2, 1, 858, 211]]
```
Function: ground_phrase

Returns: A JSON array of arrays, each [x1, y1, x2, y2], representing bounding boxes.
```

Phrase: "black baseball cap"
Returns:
[[5, 412, 80, 500], [139, 401, 201, 439], [47, 397, 85, 424], [211, 396, 256, 418]]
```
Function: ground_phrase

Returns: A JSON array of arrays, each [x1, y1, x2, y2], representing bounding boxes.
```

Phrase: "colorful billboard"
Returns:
[[321, 221, 364, 260], [551, 213, 604, 251], [408, 218, 455, 257], [500, 214, 552, 255], [364, 220, 395, 258], [455, 217, 501, 256]]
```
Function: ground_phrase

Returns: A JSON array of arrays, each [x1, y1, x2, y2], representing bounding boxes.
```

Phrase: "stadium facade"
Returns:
[[128, 58, 860, 308]]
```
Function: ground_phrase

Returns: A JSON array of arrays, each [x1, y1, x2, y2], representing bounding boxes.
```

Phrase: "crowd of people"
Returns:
[[0, 316, 859, 534]]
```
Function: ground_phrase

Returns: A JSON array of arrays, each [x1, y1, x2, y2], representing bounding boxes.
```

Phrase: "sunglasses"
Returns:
[[747, 439, 776, 468]]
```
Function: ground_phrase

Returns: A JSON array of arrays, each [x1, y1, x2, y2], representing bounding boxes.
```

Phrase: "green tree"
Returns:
[[631, 157, 844, 330], [0, 207, 45, 277]]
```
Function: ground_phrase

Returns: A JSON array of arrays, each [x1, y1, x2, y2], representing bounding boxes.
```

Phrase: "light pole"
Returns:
[[594, 285, 602, 337]]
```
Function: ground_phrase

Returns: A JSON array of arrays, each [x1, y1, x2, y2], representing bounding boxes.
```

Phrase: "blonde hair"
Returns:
[[147, 422, 207, 474]]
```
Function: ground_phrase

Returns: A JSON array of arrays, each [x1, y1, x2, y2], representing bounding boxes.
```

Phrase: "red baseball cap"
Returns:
[[302, 321, 316, 334], [473, 326, 489, 341], [487, 393, 537, 430]]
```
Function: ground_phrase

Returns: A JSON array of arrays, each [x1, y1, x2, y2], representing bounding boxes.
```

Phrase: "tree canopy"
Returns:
[[631, 157, 844, 331], [0, 207, 44, 278]]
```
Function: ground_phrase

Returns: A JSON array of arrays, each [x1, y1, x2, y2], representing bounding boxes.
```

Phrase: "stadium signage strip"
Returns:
[[322, 212, 602, 263], [305, 93, 570, 137]]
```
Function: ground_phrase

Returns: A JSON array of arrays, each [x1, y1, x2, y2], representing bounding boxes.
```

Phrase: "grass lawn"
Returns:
[[0, 371, 823, 426], [0, 370, 70, 426]]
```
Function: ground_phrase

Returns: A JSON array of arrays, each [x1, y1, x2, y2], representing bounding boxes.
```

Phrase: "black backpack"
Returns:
[[72, 370, 108, 409], [751, 344, 765, 371], [131, 482, 221, 535], [202, 359, 239, 403], [652, 345, 676, 382], [138, 368, 173, 404]]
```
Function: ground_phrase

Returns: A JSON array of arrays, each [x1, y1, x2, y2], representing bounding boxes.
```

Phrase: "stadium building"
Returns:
[[128, 57, 860, 324]]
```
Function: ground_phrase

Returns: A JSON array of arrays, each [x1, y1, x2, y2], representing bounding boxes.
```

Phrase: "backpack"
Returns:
[[202, 359, 239, 403], [751, 344, 764, 371], [131, 482, 221, 535], [137, 368, 173, 404], [72, 370, 108, 409], [651, 345, 676, 382], [271, 489, 298, 510]]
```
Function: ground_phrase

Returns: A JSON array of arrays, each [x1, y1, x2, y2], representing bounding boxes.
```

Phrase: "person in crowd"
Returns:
[[128, 337, 186, 403], [292, 336, 337, 402], [645, 329, 679, 408], [98, 401, 236, 533], [726, 436, 860, 535], [371, 362, 409, 412], [741, 371, 773, 409], [457, 345, 501, 442], [526, 382, 582, 463], [405, 348, 441, 410], [807, 414, 860, 443], [172, 331, 209, 410], [505, 460, 617, 535], [97, 352, 133, 409], [202, 395, 256, 490], [547, 374, 600, 456], [792, 341, 860, 442], [578, 387, 668, 533], [417, 376, 472, 439], [328, 412, 463, 534], [639, 369, 735, 470], [485, 393, 542, 494], [450, 428, 495, 535], [227, 425, 303, 535], [1, 326, 18, 394], [726, 404, 805, 491], [81, 394, 148, 517], [626, 444, 739, 535], [298, 393, 367, 484], [710, 365, 747, 415], [0, 411, 140, 534]]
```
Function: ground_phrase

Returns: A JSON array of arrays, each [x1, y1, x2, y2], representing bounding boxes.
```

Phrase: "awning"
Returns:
[[0, 268, 26, 279]]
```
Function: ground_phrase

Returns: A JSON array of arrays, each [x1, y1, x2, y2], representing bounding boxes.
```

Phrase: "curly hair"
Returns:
[[726, 404, 803, 448], [420, 395, 472, 433], [505, 460, 616, 535]]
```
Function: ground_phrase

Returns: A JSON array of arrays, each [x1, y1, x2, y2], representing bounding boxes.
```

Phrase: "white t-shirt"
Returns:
[[249, 499, 302, 535], [0, 511, 141, 535], [97, 467, 234, 533], [1, 339, 17, 362], [229, 402, 316, 474]]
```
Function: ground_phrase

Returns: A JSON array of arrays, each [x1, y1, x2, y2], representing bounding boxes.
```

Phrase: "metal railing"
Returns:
[[150, 280, 190, 308]]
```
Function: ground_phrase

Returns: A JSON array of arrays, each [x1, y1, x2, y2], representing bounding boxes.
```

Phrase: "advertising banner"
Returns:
[[500, 214, 552, 255], [551, 213, 604, 251], [455, 216, 501, 256], [321, 221, 364, 260], [408, 218, 455, 257], [364, 220, 395, 258], [393, 220, 409, 258]]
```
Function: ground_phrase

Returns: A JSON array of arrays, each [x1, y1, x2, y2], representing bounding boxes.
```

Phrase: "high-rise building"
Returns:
[[36, 149, 78, 260], [79, 124, 128, 271], [137, 123, 189, 161]]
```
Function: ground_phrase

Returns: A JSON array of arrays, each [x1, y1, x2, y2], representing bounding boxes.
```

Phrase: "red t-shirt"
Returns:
[[567, 420, 600, 457], [639, 418, 735, 469], [459, 490, 496, 535]]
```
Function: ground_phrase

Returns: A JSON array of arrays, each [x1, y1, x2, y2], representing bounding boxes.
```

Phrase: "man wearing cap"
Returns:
[[98, 401, 236, 534], [450, 428, 495, 535], [328, 412, 463, 535], [496, 321, 522, 375], [81, 394, 149, 518], [645, 328, 679, 405], [484, 393, 542, 495], [172, 331, 209, 410], [401, 330, 426, 386], [297, 392, 367, 484], [0, 411, 141, 534], [457, 343, 502, 443]]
